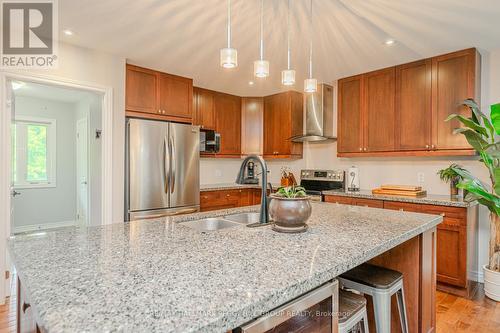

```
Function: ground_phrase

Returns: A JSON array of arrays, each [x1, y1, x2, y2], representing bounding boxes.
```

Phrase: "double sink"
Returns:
[[180, 212, 261, 232]]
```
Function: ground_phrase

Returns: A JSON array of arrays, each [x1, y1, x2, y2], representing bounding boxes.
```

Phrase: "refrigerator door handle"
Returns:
[[164, 137, 170, 194], [169, 135, 176, 194]]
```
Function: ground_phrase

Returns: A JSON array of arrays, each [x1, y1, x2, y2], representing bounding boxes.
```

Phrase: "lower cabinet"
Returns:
[[200, 188, 261, 212], [323, 195, 383, 208], [17, 277, 40, 333], [324, 195, 478, 296]]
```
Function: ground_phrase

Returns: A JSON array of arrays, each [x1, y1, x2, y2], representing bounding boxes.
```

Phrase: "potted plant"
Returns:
[[437, 163, 467, 196], [269, 186, 312, 233], [446, 99, 500, 301]]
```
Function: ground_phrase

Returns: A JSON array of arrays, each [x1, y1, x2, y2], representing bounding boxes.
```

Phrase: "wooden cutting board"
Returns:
[[372, 188, 427, 197], [380, 184, 422, 192]]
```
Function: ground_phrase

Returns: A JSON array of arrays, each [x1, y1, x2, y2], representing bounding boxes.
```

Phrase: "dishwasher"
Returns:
[[236, 280, 339, 333]]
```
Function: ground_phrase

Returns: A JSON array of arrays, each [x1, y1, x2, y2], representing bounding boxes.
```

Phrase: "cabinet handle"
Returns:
[[359, 147, 362, 151], [22, 302, 31, 313], [440, 213, 445, 216], [425, 144, 430, 149], [226, 194, 230, 197], [431, 144, 436, 150], [158, 109, 161, 114], [399, 208, 404, 212], [363, 147, 367, 151]]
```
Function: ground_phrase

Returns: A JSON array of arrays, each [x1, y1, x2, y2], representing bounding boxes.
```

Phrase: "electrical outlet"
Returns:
[[417, 172, 425, 183], [215, 169, 222, 178]]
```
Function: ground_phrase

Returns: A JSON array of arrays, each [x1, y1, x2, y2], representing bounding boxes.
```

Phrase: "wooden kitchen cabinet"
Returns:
[[126, 64, 193, 122], [383, 200, 477, 297], [337, 48, 479, 157], [432, 48, 480, 151], [17, 277, 40, 333], [157, 72, 192, 119], [215, 92, 241, 156], [193, 87, 216, 130], [337, 75, 363, 153], [241, 97, 264, 156], [126, 65, 158, 114], [364, 67, 396, 152], [200, 189, 258, 212], [263, 91, 303, 159], [323, 195, 383, 208], [395, 59, 432, 151]]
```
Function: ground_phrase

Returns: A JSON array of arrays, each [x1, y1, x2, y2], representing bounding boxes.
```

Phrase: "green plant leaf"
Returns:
[[491, 103, 500, 135], [457, 179, 498, 205], [485, 143, 500, 159], [455, 129, 489, 151], [462, 99, 482, 122], [446, 114, 487, 136]]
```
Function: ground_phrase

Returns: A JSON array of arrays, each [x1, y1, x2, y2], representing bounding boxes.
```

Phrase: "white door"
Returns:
[[76, 118, 89, 225]]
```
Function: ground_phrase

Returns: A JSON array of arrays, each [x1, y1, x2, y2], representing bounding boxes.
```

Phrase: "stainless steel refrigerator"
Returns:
[[125, 118, 200, 221]]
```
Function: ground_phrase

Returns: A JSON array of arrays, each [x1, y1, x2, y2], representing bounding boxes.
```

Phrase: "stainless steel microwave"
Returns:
[[200, 129, 220, 153]]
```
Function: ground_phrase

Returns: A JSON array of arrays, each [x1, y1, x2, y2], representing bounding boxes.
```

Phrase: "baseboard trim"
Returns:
[[12, 220, 77, 234], [469, 269, 484, 283]]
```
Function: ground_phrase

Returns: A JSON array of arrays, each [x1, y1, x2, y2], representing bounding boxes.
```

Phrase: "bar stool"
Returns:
[[338, 289, 369, 333], [339, 263, 408, 333]]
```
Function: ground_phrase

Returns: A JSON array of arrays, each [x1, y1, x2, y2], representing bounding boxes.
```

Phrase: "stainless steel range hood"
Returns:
[[290, 83, 336, 142]]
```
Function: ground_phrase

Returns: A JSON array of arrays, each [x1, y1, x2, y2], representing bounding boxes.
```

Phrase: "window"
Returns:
[[12, 116, 56, 188]]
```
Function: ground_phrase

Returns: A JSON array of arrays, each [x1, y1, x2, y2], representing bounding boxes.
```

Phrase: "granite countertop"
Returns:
[[322, 189, 475, 208], [8, 203, 442, 333], [200, 183, 281, 192]]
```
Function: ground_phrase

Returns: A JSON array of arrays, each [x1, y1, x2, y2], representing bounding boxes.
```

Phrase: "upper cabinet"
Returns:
[[364, 67, 396, 152], [395, 59, 432, 151], [432, 49, 479, 150], [126, 64, 192, 122], [263, 91, 303, 159], [193, 87, 216, 130], [214, 92, 241, 156], [337, 48, 480, 157], [338, 75, 363, 153], [126, 65, 158, 114], [241, 97, 264, 156]]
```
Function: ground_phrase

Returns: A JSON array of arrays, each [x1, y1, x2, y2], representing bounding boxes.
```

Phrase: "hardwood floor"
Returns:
[[0, 278, 498, 332], [436, 285, 500, 332], [0, 274, 16, 333]]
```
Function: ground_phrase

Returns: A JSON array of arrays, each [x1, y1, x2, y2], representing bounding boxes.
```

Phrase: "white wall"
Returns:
[[12, 42, 126, 222], [13, 96, 77, 231]]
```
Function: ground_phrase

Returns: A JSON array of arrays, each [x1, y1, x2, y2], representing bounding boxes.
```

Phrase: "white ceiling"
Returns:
[[59, 0, 500, 96], [13, 81, 98, 103]]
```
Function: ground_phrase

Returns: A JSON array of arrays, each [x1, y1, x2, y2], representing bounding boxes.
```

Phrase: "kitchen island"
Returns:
[[8, 202, 441, 333]]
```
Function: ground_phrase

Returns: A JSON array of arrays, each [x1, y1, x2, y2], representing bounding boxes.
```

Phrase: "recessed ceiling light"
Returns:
[[248, 81, 255, 86], [63, 29, 74, 36], [384, 39, 395, 46]]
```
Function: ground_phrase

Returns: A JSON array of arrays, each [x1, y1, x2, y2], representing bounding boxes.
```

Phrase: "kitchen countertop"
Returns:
[[200, 183, 281, 192], [322, 189, 476, 208], [8, 203, 442, 333]]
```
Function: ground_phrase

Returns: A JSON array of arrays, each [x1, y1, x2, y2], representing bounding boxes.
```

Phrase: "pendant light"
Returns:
[[254, 0, 269, 78], [220, 0, 237, 68], [304, 0, 317, 92], [281, 0, 295, 86]]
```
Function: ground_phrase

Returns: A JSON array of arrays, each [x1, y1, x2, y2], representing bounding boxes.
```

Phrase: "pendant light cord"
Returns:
[[260, 0, 264, 60], [287, 0, 291, 70], [308, 0, 313, 79], [227, 0, 231, 48]]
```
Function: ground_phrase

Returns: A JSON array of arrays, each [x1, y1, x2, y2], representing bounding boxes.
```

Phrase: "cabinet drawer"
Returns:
[[324, 195, 353, 205], [353, 198, 384, 208], [419, 204, 467, 226], [383, 201, 421, 213]]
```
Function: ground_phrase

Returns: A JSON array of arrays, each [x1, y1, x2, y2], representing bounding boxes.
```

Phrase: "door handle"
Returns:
[[164, 137, 169, 194], [169, 135, 176, 194], [11, 190, 21, 197]]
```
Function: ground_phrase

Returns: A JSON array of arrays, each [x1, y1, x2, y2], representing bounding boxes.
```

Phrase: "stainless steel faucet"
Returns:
[[236, 155, 269, 224]]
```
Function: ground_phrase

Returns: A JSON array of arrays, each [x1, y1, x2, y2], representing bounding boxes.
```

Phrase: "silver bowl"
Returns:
[[269, 195, 312, 233]]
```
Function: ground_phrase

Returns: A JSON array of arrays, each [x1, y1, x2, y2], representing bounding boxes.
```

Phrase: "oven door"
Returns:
[[237, 280, 338, 333]]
